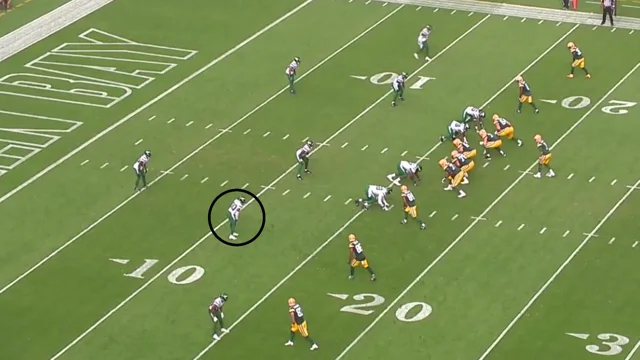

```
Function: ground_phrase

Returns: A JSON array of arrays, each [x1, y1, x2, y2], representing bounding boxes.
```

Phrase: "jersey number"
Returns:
[[339, 293, 432, 322]]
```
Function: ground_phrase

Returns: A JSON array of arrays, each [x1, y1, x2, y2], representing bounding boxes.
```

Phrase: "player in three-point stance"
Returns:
[[533, 134, 555, 178], [438, 158, 468, 198], [209, 293, 229, 341], [441, 120, 469, 143], [132, 150, 151, 192], [356, 185, 392, 211], [452, 138, 477, 159], [492, 114, 523, 147], [285, 298, 319, 350], [462, 106, 486, 131], [478, 129, 506, 159], [387, 160, 422, 186], [400, 185, 426, 229]]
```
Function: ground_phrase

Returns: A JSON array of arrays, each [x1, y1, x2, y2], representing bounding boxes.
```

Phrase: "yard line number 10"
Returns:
[[124, 259, 204, 285]]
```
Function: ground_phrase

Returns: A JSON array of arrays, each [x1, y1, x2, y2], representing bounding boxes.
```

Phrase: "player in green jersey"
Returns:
[[209, 293, 229, 340], [400, 185, 426, 229], [295, 140, 314, 180]]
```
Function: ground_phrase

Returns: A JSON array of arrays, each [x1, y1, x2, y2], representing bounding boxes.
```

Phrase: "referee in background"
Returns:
[[601, 0, 614, 26]]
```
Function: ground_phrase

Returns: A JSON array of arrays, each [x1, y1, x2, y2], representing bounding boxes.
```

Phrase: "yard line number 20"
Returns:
[[561, 96, 637, 115], [340, 293, 433, 323], [124, 259, 204, 285]]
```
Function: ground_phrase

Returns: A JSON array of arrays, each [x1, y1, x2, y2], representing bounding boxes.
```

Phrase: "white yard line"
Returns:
[[46, 15, 490, 360], [0, 0, 114, 62], [624, 339, 640, 360], [478, 177, 640, 360], [0, 0, 398, 297], [337, 25, 606, 360], [0, 0, 314, 208]]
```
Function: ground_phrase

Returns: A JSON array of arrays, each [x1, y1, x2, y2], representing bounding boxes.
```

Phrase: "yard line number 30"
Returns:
[[124, 259, 204, 285], [561, 96, 637, 115], [340, 293, 433, 323]]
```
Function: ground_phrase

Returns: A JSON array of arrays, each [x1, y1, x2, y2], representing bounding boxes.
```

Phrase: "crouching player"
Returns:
[[453, 138, 477, 159], [533, 134, 555, 178], [440, 120, 468, 143], [438, 159, 468, 198], [387, 160, 422, 186], [356, 185, 392, 211], [478, 129, 506, 159], [451, 150, 475, 176], [492, 114, 523, 147]]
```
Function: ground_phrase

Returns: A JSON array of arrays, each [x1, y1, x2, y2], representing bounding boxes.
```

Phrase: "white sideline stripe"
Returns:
[[191, 15, 490, 360], [477, 65, 640, 359], [478, 179, 640, 360], [0, 0, 316, 297], [49, 13, 489, 360], [44, 5, 415, 359], [335, 24, 582, 360], [0, 0, 315, 210], [0, 0, 114, 62]]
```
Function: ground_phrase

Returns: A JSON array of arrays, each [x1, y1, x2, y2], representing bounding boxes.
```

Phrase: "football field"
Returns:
[[1, 0, 640, 359]]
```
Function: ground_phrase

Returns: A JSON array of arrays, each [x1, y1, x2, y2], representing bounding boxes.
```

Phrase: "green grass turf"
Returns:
[[0, 0, 639, 359]]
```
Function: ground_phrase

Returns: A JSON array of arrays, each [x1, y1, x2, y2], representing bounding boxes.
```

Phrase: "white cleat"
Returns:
[[444, 185, 453, 191], [413, 53, 419, 59], [546, 171, 556, 177], [285, 341, 294, 346], [533, 172, 542, 179], [229, 235, 237, 240], [461, 178, 470, 185], [425, 56, 432, 61], [458, 191, 467, 198], [221, 328, 229, 334], [213, 334, 221, 341], [310, 344, 319, 351]]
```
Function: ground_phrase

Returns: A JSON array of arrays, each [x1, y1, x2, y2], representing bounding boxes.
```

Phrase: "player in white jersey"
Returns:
[[356, 185, 392, 211], [132, 150, 151, 192], [391, 72, 408, 107], [295, 140, 314, 180], [285, 56, 301, 94], [228, 197, 246, 240], [386, 160, 422, 186], [414, 25, 432, 61], [209, 293, 229, 340], [440, 120, 468, 143], [462, 106, 486, 130]]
